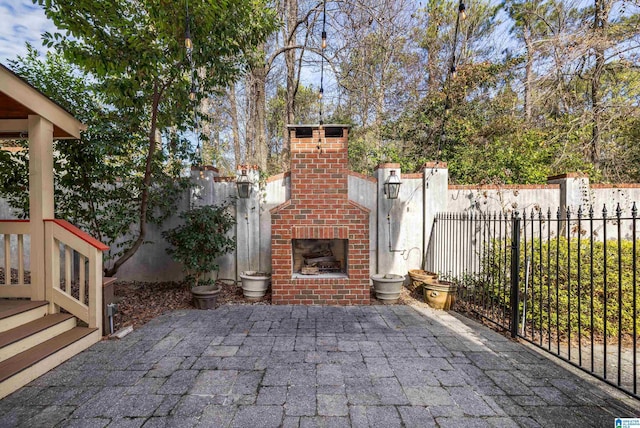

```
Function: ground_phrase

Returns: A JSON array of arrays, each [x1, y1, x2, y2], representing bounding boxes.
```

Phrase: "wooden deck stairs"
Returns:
[[0, 298, 102, 400]]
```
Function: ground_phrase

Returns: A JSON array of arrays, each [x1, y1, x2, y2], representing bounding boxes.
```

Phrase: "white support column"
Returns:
[[28, 115, 55, 302]]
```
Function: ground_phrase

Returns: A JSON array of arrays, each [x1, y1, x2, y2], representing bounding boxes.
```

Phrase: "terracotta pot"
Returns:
[[191, 284, 221, 309], [371, 274, 404, 304], [239, 271, 271, 301], [408, 269, 438, 289], [422, 279, 457, 310]]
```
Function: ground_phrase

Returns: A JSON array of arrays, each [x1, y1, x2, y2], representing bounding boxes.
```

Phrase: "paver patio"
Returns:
[[0, 304, 638, 427]]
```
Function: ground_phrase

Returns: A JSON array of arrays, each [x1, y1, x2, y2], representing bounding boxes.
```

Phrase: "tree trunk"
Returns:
[[283, 0, 298, 165], [247, 44, 268, 171], [228, 84, 241, 166], [245, 74, 255, 165], [105, 79, 162, 276], [590, 0, 610, 168], [523, 22, 533, 121]]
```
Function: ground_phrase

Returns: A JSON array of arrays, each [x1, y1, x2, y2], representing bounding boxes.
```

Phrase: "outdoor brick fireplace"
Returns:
[[270, 125, 370, 304]]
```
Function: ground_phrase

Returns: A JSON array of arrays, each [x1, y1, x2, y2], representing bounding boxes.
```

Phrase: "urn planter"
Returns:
[[239, 271, 271, 300], [422, 279, 457, 310], [408, 269, 438, 290], [191, 284, 222, 309], [371, 274, 405, 303]]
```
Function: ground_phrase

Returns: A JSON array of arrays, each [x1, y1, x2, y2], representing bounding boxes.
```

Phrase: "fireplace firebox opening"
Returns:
[[292, 239, 348, 278]]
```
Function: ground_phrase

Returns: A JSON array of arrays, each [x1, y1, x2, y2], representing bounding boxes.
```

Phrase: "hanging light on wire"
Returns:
[[436, 0, 468, 162], [318, 1, 327, 128], [185, 0, 193, 50], [185, 21, 193, 50], [458, 2, 467, 21]]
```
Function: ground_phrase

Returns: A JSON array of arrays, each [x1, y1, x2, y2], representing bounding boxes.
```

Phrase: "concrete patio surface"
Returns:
[[1, 305, 638, 427]]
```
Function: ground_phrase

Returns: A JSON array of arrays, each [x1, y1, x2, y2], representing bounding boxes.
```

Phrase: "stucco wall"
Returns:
[[2, 168, 639, 284], [591, 185, 640, 215], [447, 185, 561, 216]]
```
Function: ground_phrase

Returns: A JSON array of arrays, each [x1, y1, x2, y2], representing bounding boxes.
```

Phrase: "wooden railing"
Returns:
[[0, 220, 32, 298], [45, 219, 109, 330]]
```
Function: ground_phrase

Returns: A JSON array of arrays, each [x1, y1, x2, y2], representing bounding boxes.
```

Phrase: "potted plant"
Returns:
[[422, 278, 457, 310], [163, 204, 236, 309], [239, 270, 271, 301], [408, 269, 438, 290], [371, 273, 405, 303]]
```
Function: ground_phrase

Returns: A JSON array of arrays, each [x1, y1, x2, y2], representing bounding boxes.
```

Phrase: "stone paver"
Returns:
[[1, 305, 638, 427]]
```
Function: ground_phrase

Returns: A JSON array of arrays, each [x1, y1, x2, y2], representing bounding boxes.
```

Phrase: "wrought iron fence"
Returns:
[[425, 203, 639, 399]]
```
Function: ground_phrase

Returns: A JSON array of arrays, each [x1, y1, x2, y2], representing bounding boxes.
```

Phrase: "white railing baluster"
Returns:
[[51, 237, 60, 305], [64, 245, 72, 294], [18, 234, 24, 286], [79, 254, 86, 305], [3, 234, 9, 286], [0, 221, 32, 298]]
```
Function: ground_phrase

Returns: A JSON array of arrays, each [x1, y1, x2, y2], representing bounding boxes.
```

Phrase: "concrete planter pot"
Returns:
[[239, 271, 271, 301], [191, 284, 221, 309], [371, 274, 404, 303], [422, 279, 457, 310]]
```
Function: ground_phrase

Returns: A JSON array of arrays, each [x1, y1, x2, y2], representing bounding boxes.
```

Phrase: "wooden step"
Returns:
[[0, 327, 99, 399], [0, 313, 76, 363], [0, 301, 48, 333]]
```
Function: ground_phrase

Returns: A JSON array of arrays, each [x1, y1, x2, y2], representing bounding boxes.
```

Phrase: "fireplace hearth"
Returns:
[[292, 239, 347, 277]]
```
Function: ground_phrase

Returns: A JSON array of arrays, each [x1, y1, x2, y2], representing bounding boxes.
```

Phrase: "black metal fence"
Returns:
[[425, 203, 639, 399]]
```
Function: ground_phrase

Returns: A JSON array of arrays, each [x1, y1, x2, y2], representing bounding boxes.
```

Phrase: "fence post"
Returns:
[[510, 211, 521, 338]]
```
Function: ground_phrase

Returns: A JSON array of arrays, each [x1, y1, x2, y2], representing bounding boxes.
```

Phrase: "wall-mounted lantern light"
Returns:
[[383, 170, 401, 200], [237, 169, 252, 199]]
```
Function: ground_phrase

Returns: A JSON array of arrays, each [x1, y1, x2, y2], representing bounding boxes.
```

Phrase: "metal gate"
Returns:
[[426, 204, 639, 399]]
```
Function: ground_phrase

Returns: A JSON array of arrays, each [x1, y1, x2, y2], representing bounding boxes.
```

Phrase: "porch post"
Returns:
[[28, 115, 55, 302]]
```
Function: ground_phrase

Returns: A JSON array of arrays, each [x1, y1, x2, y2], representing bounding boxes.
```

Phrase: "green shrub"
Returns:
[[162, 205, 236, 287], [464, 237, 640, 340]]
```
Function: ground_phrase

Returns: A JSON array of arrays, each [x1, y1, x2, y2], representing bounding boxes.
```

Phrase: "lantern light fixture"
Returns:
[[237, 169, 252, 199], [383, 170, 401, 200]]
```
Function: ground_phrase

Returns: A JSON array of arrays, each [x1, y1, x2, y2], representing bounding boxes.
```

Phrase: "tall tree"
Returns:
[[1, 46, 190, 264], [35, 0, 276, 275], [244, 0, 322, 171], [590, 0, 612, 167]]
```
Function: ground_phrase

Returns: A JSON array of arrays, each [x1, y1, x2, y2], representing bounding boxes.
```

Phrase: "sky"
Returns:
[[0, 1, 54, 66]]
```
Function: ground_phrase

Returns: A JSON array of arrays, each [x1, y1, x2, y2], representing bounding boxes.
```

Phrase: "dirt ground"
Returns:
[[110, 279, 429, 333]]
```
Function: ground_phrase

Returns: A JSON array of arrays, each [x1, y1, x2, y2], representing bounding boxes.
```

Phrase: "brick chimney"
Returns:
[[270, 125, 370, 304]]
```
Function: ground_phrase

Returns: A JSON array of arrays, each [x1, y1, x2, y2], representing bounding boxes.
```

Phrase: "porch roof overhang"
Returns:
[[0, 63, 86, 141]]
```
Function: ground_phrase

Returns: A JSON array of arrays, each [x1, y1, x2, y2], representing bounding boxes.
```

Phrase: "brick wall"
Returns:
[[270, 125, 370, 305]]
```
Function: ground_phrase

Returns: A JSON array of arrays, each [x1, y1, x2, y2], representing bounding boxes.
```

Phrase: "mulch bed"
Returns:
[[111, 279, 272, 332], [111, 278, 429, 332]]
